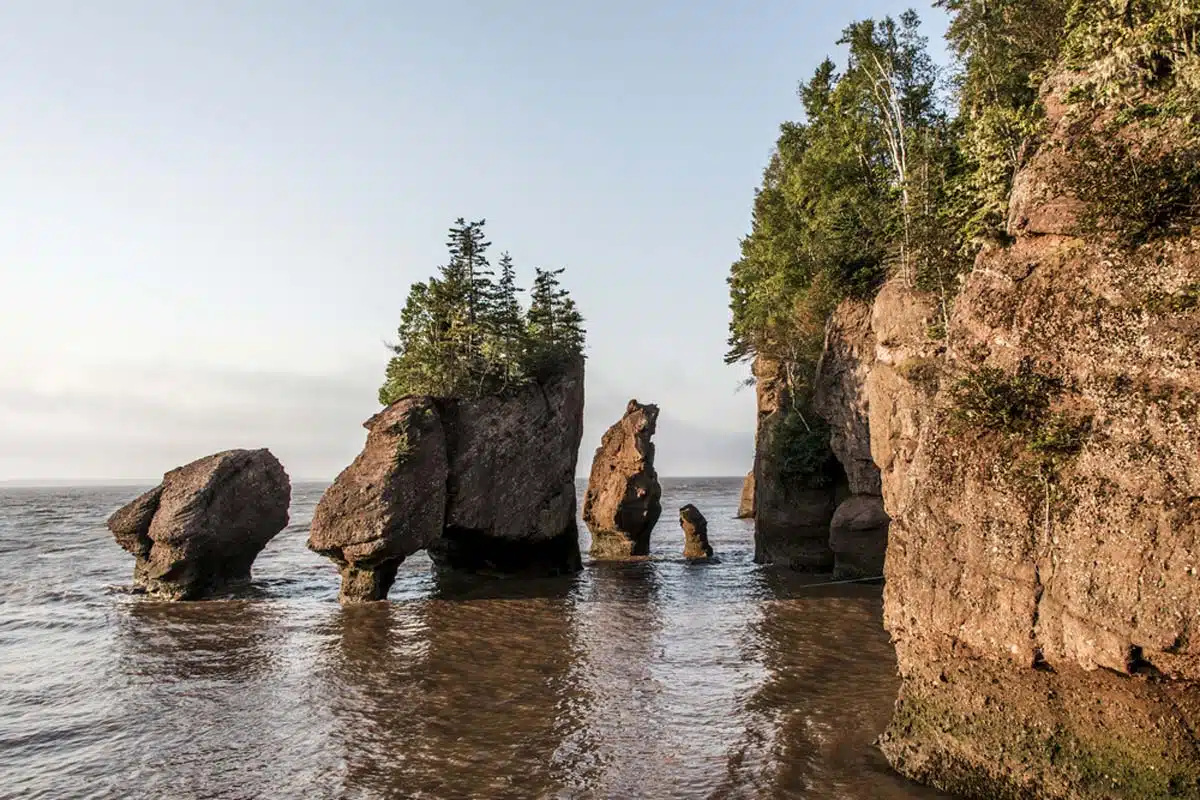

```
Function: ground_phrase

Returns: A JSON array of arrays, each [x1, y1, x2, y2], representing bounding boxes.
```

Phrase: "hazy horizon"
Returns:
[[0, 1, 949, 482], [0, 473, 750, 487]]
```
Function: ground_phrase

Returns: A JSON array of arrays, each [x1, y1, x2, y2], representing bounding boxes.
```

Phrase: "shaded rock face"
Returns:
[[582, 399, 662, 558], [309, 361, 585, 602], [308, 397, 448, 602], [751, 356, 835, 569], [108, 449, 290, 600], [678, 504, 712, 560], [875, 74, 1200, 798], [736, 470, 755, 518], [813, 299, 891, 578]]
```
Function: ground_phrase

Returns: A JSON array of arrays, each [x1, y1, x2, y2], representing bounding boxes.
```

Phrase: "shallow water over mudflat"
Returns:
[[0, 478, 950, 799]]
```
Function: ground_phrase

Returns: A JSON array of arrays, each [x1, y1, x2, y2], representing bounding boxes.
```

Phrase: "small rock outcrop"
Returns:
[[309, 361, 585, 602], [736, 470, 755, 518], [751, 357, 835, 569], [813, 299, 890, 578], [582, 399, 662, 558], [108, 449, 290, 600], [679, 504, 712, 560]]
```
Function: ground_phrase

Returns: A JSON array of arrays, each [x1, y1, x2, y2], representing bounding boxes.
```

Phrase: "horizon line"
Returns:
[[0, 474, 749, 488]]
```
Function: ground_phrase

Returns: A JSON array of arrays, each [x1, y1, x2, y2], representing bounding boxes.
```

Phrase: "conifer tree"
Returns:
[[445, 218, 494, 362], [378, 218, 585, 403], [526, 267, 586, 375], [486, 252, 527, 386]]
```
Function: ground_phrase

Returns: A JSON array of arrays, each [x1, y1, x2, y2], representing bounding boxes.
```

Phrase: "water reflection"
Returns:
[[732, 574, 951, 800], [1, 480, 948, 799], [116, 599, 282, 683], [570, 560, 673, 797], [110, 598, 307, 799], [318, 574, 590, 800]]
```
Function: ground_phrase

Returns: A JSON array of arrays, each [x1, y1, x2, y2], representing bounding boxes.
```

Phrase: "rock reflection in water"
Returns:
[[727, 571, 953, 800], [111, 599, 336, 797], [319, 573, 591, 799]]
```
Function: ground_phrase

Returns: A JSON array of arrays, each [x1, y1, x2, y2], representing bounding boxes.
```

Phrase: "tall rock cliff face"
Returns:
[[751, 356, 836, 569], [309, 360, 585, 602], [813, 299, 891, 579], [874, 75, 1200, 798]]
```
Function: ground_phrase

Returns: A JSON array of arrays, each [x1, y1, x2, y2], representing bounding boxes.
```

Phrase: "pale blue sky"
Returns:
[[0, 1, 949, 481]]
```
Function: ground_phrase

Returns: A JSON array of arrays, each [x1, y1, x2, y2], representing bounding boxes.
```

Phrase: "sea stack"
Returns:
[[582, 399, 662, 558], [309, 359, 586, 602], [107, 449, 291, 600], [679, 504, 712, 560], [751, 356, 837, 570], [736, 470, 755, 518]]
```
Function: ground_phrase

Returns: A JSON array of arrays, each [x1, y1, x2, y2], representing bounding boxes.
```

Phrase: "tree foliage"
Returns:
[[726, 11, 962, 397], [379, 219, 585, 404], [727, 3, 1199, 488]]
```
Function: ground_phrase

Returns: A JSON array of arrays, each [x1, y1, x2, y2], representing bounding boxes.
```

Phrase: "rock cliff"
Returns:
[[309, 360, 585, 602], [873, 74, 1200, 798], [108, 448, 290, 600], [582, 399, 662, 558], [750, 356, 836, 569], [813, 299, 890, 579]]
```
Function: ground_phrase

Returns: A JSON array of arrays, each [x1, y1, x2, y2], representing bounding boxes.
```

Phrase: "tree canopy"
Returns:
[[379, 219, 585, 404], [726, 11, 960, 401], [728, 1, 1198, 484]]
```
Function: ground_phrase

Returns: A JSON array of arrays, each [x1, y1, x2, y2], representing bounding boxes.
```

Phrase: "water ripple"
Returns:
[[0, 479, 951, 799]]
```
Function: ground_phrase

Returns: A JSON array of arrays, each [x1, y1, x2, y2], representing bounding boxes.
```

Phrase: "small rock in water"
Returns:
[[679, 504, 713, 560]]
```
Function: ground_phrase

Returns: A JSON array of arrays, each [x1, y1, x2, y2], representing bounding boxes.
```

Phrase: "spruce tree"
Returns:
[[379, 218, 585, 402], [486, 252, 527, 386]]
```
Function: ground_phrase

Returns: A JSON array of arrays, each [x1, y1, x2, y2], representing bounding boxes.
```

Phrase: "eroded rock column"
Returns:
[[679, 504, 713, 560], [751, 357, 835, 569], [582, 399, 662, 558], [310, 360, 586, 602]]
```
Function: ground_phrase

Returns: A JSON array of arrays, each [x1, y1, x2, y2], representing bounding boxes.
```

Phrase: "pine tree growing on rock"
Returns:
[[379, 220, 585, 404]]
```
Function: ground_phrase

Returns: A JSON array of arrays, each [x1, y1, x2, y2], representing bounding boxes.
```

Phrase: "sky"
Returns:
[[0, 1, 950, 482]]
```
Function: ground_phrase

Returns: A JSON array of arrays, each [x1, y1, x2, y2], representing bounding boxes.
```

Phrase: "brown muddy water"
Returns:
[[0, 478, 952, 799]]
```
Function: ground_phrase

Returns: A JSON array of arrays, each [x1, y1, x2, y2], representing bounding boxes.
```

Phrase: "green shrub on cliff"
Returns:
[[947, 358, 1090, 482], [378, 219, 585, 404], [771, 411, 838, 489]]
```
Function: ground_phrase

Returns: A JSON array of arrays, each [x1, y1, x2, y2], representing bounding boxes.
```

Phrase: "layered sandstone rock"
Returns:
[[875, 73, 1200, 798], [813, 300, 891, 578], [108, 449, 290, 600], [737, 470, 755, 518], [751, 356, 835, 569], [309, 360, 585, 602], [679, 504, 712, 560], [582, 400, 662, 558]]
